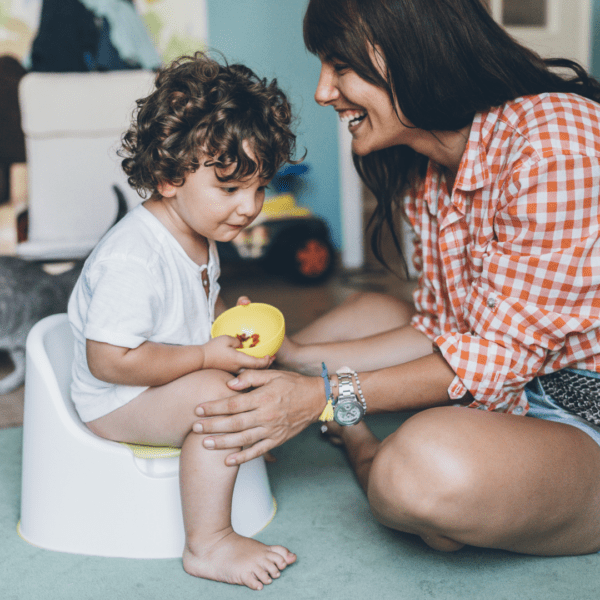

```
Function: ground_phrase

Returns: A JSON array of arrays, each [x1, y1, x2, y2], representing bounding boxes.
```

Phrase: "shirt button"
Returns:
[[513, 406, 524, 415], [486, 297, 497, 309]]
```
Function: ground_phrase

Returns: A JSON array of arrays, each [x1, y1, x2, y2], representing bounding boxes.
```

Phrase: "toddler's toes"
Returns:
[[254, 566, 273, 587], [243, 572, 265, 591], [263, 557, 282, 579], [267, 550, 288, 571], [269, 545, 297, 565]]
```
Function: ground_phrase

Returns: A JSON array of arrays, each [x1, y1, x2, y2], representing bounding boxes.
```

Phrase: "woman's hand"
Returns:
[[202, 335, 274, 372], [193, 369, 325, 465]]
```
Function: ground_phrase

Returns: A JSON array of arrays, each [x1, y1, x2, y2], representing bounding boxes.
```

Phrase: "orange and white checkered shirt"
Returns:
[[405, 93, 600, 415]]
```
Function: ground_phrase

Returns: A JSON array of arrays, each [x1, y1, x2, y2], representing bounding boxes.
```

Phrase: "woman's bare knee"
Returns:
[[367, 409, 475, 538]]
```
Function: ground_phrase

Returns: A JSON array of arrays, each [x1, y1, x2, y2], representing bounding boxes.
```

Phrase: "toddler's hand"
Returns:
[[203, 335, 273, 373], [236, 296, 251, 306]]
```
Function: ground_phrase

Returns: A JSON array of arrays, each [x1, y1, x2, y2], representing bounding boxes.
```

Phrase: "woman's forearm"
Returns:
[[354, 352, 458, 414]]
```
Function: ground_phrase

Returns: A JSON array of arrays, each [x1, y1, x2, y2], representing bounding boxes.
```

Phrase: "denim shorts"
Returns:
[[525, 369, 600, 448]]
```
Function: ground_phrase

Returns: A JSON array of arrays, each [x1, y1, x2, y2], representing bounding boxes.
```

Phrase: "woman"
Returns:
[[193, 0, 600, 556]]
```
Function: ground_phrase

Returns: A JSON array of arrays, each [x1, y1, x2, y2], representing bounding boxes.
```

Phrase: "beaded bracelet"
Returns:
[[353, 370, 367, 415]]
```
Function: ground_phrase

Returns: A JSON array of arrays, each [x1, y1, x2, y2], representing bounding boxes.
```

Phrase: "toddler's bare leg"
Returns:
[[178, 429, 294, 588], [87, 369, 296, 590]]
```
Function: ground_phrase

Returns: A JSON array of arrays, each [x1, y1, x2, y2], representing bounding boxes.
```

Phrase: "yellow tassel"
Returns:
[[319, 398, 334, 422]]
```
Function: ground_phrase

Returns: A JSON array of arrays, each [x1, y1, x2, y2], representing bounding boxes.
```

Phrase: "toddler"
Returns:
[[68, 53, 298, 590]]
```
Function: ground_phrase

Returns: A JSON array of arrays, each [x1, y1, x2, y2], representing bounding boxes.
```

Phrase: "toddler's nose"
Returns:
[[237, 192, 259, 217]]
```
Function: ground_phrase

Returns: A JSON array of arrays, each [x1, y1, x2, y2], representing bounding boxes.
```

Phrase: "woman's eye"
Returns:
[[333, 63, 350, 74], [223, 187, 238, 194]]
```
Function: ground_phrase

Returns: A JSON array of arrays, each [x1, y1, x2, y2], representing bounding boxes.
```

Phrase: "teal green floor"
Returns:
[[2, 416, 599, 600]]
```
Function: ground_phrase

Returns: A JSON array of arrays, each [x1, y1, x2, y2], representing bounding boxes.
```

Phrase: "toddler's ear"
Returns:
[[158, 182, 177, 197]]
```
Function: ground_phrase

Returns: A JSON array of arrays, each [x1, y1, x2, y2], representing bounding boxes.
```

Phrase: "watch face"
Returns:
[[334, 398, 365, 426]]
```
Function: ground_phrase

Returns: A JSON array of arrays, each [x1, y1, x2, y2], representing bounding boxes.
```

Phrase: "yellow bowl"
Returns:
[[211, 303, 285, 357]]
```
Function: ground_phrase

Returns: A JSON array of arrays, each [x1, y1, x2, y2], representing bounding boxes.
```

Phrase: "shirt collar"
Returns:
[[453, 109, 493, 194], [423, 109, 495, 216]]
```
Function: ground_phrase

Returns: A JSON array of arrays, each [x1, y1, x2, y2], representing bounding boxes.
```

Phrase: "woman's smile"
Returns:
[[338, 109, 368, 130]]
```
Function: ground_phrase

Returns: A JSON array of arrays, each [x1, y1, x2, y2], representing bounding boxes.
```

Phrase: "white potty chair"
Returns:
[[19, 314, 276, 558]]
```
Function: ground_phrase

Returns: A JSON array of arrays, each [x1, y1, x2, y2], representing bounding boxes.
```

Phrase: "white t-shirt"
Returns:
[[68, 204, 221, 422]]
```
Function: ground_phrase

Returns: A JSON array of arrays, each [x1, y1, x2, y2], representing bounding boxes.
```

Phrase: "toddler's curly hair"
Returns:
[[120, 52, 299, 198]]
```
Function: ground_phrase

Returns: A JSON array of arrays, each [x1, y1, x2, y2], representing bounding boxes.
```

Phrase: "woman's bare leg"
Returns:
[[291, 291, 415, 343], [87, 370, 296, 590], [290, 293, 600, 555], [362, 407, 600, 556], [278, 291, 423, 373], [324, 420, 382, 493]]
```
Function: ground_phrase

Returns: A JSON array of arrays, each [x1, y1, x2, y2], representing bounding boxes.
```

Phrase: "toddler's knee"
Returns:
[[183, 368, 235, 403], [367, 410, 475, 529]]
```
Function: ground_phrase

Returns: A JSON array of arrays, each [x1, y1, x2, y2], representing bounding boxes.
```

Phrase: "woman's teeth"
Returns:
[[339, 111, 367, 128]]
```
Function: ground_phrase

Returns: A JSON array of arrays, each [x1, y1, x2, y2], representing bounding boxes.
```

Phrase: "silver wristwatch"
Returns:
[[334, 369, 365, 426]]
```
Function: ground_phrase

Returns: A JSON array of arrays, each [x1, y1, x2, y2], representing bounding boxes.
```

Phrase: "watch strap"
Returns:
[[336, 372, 355, 399]]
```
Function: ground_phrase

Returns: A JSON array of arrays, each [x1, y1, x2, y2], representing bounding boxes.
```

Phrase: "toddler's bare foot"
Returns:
[[183, 528, 296, 590]]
